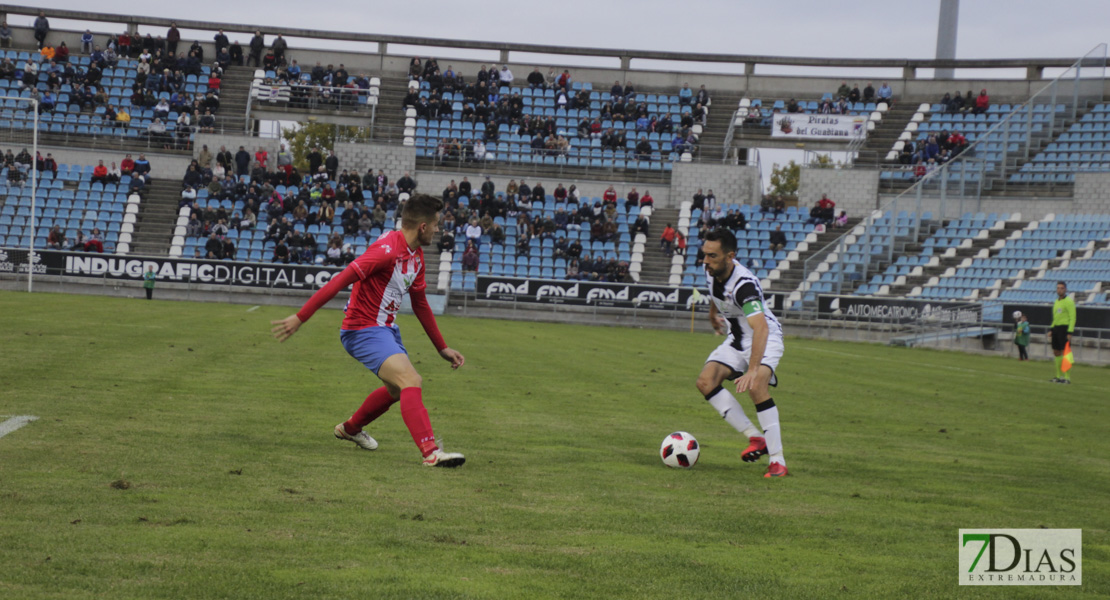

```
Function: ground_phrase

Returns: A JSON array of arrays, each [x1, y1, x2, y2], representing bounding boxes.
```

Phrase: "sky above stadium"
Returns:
[[18, 0, 1110, 190], [25, 0, 1109, 63]]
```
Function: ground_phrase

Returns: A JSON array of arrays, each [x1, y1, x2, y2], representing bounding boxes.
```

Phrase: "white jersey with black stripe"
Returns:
[[705, 260, 784, 352]]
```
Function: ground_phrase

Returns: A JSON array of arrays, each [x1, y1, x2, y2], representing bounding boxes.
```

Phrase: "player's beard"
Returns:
[[418, 225, 434, 246], [709, 262, 728, 281]]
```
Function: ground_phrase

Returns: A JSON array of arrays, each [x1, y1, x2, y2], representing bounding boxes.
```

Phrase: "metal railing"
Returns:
[[797, 44, 1108, 309], [0, 111, 246, 150]]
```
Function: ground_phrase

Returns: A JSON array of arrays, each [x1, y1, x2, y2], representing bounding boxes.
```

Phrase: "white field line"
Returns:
[[0, 415, 39, 439]]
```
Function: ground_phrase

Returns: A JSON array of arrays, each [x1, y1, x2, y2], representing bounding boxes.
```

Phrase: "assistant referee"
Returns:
[[1051, 281, 1076, 384]]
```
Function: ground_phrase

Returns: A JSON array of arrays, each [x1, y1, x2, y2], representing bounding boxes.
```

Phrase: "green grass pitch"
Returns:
[[0, 291, 1107, 599]]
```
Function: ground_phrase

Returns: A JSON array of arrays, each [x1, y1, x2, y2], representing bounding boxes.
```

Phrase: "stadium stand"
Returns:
[[0, 157, 139, 254], [403, 65, 705, 170], [0, 50, 233, 146]]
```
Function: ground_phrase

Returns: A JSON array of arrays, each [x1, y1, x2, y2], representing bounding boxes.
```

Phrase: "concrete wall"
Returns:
[[30, 143, 192, 179], [413, 172, 670, 206], [670, 163, 760, 208], [799, 168, 880, 217], [1072, 173, 1110, 214], [333, 141, 415, 179]]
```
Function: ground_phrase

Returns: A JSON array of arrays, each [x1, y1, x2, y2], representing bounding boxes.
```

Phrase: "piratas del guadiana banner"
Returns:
[[772, 113, 867, 140]]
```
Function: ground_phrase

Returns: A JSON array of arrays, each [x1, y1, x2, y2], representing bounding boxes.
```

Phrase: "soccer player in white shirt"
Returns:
[[694, 228, 788, 477]]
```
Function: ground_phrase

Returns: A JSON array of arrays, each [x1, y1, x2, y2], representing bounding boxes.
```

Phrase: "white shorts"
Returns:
[[705, 333, 784, 387]]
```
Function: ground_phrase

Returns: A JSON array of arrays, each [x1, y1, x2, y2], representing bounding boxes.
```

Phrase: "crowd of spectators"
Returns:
[[742, 81, 894, 127], [180, 144, 420, 265], [936, 88, 990, 115], [407, 58, 707, 162], [898, 129, 969, 178], [17, 148, 149, 254], [4, 19, 247, 145], [253, 60, 380, 110], [437, 176, 634, 282]]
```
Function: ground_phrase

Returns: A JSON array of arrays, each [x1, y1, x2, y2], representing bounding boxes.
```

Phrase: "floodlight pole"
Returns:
[[29, 98, 38, 293], [935, 0, 959, 79]]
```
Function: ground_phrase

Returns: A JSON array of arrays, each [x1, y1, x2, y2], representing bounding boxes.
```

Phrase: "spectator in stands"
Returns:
[[179, 185, 196, 207], [834, 211, 848, 228], [947, 91, 964, 113], [632, 214, 650, 237], [234, 146, 251, 176], [320, 241, 343, 266], [131, 151, 150, 177], [862, 82, 875, 103], [620, 187, 638, 213], [973, 88, 990, 114], [660, 224, 676, 257], [768, 225, 787, 253], [877, 82, 893, 104], [47, 225, 68, 249], [325, 151, 340, 181], [76, 29, 94, 54], [676, 82, 693, 105], [786, 98, 799, 113], [272, 239, 290, 264], [268, 34, 286, 65], [0, 22, 11, 49], [465, 217, 482, 248], [695, 84, 710, 106], [33, 11, 49, 49], [90, 160, 110, 185], [527, 67, 545, 89], [205, 233, 224, 259], [635, 136, 652, 161], [817, 194, 835, 222], [461, 241, 479, 272], [913, 160, 927, 181], [86, 228, 105, 253], [847, 84, 861, 104], [805, 201, 824, 226]]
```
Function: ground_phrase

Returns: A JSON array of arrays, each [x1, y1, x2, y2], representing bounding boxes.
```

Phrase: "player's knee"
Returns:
[[695, 376, 717, 396], [399, 373, 423, 389]]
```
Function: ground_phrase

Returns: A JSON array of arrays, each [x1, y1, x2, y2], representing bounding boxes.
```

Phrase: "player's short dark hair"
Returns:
[[1057, 280, 1068, 289], [401, 194, 443, 228], [704, 228, 737, 254]]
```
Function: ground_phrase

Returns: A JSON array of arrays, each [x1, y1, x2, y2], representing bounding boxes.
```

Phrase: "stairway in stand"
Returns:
[[129, 179, 182, 256], [222, 66, 258, 136], [634, 207, 681, 285]]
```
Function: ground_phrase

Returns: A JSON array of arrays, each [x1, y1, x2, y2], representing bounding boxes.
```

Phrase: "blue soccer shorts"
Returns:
[[340, 326, 408, 376]]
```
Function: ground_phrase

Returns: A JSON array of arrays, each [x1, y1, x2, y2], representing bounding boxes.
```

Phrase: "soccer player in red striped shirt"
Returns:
[[271, 194, 466, 467]]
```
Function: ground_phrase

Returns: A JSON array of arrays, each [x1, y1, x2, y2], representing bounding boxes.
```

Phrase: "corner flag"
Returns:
[[1062, 342, 1074, 373]]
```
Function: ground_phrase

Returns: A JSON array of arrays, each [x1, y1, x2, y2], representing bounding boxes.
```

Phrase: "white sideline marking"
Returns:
[[0, 416, 39, 439], [803, 347, 1046, 383], [246, 305, 260, 312]]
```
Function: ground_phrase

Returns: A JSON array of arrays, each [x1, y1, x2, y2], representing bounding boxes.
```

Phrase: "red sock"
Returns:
[[399, 387, 437, 456], [343, 386, 397, 434]]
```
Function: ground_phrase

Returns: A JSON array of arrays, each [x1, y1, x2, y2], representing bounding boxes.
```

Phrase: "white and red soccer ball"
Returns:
[[660, 431, 700, 468]]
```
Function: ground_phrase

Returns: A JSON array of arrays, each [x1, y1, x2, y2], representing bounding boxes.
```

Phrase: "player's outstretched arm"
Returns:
[[271, 314, 303, 342], [439, 347, 465, 369], [271, 264, 361, 343]]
